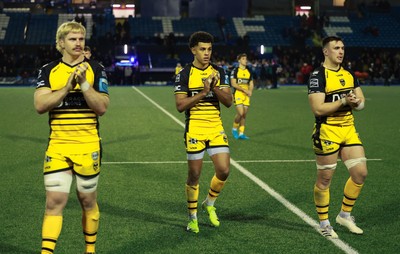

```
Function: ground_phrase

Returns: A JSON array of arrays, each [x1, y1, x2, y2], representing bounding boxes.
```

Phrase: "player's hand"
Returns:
[[202, 70, 220, 95], [209, 71, 220, 89], [212, 70, 220, 88], [203, 72, 215, 93], [346, 90, 361, 108], [66, 72, 77, 91], [74, 62, 89, 84]]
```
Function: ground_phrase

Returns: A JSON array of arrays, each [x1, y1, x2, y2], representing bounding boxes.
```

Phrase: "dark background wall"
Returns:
[[140, 0, 248, 18], [140, 0, 181, 17]]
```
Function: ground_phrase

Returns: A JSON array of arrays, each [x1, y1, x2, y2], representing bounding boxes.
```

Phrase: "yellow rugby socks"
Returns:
[[41, 215, 62, 254], [239, 126, 245, 135], [205, 175, 226, 206], [314, 185, 330, 222], [82, 204, 100, 253], [340, 177, 364, 216], [186, 184, 199, 219]]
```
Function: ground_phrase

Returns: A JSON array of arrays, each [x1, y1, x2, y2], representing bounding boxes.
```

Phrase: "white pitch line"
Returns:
[[132, 86, 185, 128], [230, 160, 358, 253], [235, 159, 382, 162], [103, 158, 382, 165], [103, 161, 188, 164], [131, 86, 359, 254]]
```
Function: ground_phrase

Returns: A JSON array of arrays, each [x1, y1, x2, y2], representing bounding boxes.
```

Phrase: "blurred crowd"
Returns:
[[1, 43, 400, 86], [1, 0, 400, 86], [211, 46, 400, 88]]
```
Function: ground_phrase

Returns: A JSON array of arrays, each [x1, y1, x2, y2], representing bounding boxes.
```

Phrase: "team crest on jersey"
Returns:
[[189, 138, 198, 144], [340, 79, 345, 86], [92, 151, 99, 161]]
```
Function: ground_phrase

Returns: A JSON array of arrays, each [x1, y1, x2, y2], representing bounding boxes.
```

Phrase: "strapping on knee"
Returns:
[[316, 163, 337, 170], [344, 157, 367, 170]]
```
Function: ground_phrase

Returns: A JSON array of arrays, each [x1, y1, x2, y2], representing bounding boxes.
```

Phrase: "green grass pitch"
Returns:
[[0, 85, 399, 253]]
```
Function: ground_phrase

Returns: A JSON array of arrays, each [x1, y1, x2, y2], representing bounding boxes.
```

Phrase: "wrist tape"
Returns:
[[80, 81, 90, 92]]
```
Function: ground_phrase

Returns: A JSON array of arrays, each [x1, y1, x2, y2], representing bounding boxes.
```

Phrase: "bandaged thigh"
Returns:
[[44, 171, 73, 193], [316, 163, 337, 170], [76, 175, 99, 193], [344, 157, 367, 170]]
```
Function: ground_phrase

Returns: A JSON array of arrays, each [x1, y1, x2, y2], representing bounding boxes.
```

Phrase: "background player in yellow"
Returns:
[[34, 21, 109, 254], [231, 53, 254, 140], [174, 31, 233, 233], [307, 36, 368, 239], [175, 62, 183, 75]]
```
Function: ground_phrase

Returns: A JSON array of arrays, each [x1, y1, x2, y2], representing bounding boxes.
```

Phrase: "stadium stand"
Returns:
[[326, 13, 400, 48], [129, 16, 163, 38], [0, 4, 400, 86], [0, 12, 29, 45], [0, 14, 10, 41], [26, 14, 59, 45]]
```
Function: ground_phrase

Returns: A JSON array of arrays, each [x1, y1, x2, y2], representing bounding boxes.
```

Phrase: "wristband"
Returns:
[[354, 101, 365, 111], [80, 81, 90, 92], [340, 97, 347, 106]]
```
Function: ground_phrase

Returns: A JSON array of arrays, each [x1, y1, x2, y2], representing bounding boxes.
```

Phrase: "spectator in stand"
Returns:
[[381, 64, 391, 86], [300, 62, 313, 85], [83, 46, 92, 59]]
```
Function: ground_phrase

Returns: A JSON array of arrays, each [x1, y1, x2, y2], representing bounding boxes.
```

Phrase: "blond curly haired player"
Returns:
[[34, 21, 109, 253]]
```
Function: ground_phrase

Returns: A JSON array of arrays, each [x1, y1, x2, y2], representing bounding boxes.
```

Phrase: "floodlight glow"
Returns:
[[124, 44, 128, 54], [260, 45, 265, 55]]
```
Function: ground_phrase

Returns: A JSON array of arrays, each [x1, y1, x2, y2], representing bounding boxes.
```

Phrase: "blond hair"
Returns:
[[55, 21, 86, 53]]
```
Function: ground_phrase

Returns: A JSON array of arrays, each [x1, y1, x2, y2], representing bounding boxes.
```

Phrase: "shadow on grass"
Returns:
[[96, 199, 184, 230], [224, 210, 311, 233], [0, 133, 46, 144], [0, 242, 37, 254]]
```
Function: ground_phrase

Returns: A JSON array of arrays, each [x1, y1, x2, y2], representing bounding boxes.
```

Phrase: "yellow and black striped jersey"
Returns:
[[308, 65, 360, 126], [230, 66, 253, 91], [174, 63, 230, 133], [36, 58, 109, 153]]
